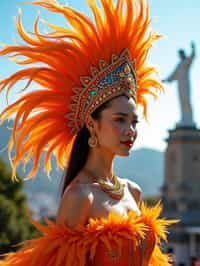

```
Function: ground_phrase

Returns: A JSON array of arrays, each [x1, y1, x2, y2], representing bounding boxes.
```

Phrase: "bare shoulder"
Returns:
[[123, 178, 142, 206], [56, 181, 94, 229]]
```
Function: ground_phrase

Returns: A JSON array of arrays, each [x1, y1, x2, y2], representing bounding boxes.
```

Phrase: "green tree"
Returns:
[[143, 195, 160, 206], [0, 158, 40, 254]]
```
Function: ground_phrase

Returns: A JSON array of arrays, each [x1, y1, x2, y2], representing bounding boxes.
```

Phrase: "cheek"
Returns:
[[99, 121, 122, 141], [107, 121, 123, 136]]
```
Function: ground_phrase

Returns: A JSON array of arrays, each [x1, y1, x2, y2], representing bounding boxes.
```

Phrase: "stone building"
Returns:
[[162, 42, 200, 266], [161, 125, 200, 265]]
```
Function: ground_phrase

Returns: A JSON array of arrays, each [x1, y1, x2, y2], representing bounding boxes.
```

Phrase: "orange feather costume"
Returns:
[[0, 202, 177, 266], [0, 0, 178, 265]]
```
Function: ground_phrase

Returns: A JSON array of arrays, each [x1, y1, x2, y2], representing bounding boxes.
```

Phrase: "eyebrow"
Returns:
[[112, 112, 138, 119]]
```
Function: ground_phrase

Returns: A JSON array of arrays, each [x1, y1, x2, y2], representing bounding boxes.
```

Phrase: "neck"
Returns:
[[83, 147, 115, 181]]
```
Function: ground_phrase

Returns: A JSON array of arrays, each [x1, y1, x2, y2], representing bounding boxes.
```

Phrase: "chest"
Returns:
[[88, 182, 140, 220]]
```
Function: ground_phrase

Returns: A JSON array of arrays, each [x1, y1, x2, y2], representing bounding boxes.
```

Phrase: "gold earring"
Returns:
[[88, 135, 98, 147]]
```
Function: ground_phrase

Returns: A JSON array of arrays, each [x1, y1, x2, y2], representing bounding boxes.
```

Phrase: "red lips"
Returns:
[[121, 140, 133, 145], [120, 141, 133, 147]]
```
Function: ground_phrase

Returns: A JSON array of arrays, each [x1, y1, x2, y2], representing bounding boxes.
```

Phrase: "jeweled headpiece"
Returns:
[[68, 48, 137, 135], [0, 0, 163, 179]]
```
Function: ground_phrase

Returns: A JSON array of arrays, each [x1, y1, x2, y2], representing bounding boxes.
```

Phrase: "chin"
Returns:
[[110, 145, 134, 157], [116, 149, 131, 157]]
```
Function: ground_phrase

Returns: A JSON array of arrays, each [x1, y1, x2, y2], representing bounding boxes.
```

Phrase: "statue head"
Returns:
[[178, 49, 186, 60]]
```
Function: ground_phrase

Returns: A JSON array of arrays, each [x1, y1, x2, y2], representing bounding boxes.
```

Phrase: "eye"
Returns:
[[115, 117, 139, 127], [132, 119, 139, 125], [115, 117, 139, 125], [115, 117, 125, 123], [131, 120, 139, 128]]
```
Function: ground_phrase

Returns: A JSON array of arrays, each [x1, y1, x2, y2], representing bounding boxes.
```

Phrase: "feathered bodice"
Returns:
[[86, 202, 176, 266], [0, 202, 177, 266]]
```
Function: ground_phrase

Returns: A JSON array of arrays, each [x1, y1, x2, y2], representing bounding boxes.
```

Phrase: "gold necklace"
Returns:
[[82, 168, 125, 200]]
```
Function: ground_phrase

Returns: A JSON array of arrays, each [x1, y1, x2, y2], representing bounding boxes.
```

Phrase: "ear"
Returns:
[[85, 114, 95, 132]]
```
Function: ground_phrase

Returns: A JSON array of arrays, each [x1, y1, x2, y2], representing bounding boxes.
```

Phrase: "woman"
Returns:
[[0, 0, 177, 265], [57, 94, 141, 226]]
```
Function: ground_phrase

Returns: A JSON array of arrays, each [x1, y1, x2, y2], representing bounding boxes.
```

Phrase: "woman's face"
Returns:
[[93, 95, 138, 156]]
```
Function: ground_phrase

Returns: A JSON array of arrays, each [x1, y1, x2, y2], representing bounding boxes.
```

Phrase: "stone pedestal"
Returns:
[[161, 125, 200, 265]]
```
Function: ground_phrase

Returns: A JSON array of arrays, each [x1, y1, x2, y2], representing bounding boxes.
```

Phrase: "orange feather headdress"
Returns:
[[0, 0, 163, 180]]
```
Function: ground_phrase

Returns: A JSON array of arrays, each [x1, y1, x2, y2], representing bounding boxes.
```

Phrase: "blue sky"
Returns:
[[0, 0, 199, 151]]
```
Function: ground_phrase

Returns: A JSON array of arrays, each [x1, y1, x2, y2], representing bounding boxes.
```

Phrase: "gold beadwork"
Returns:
[[124, 63, 131, 74]]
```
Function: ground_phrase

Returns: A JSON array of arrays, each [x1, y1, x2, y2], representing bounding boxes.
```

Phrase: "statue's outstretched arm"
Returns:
[[186, 41, 196, 67], [162, 67, 178, 83]]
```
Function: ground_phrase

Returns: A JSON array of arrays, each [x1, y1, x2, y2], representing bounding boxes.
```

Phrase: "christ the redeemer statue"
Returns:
[[163, 42, 196, 127]]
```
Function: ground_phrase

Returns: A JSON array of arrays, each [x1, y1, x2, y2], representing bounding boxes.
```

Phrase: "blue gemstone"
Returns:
[[105, 74, 112, 85], [113, 74, 119, 81]]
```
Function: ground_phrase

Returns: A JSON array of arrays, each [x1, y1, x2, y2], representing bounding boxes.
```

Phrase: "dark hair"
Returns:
[[60, 98, 114, 196]]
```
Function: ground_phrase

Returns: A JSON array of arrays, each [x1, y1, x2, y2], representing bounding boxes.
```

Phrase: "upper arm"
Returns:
[[56, 185, 93, 230], [126, 179, 142, 207], [166, 67, 178, 82]]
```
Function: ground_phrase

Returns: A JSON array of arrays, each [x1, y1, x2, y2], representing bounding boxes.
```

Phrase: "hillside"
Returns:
[[0, 120, 165, 213]]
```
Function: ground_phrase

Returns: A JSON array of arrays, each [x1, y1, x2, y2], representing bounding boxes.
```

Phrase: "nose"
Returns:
[[125, 124, 137, 138]]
